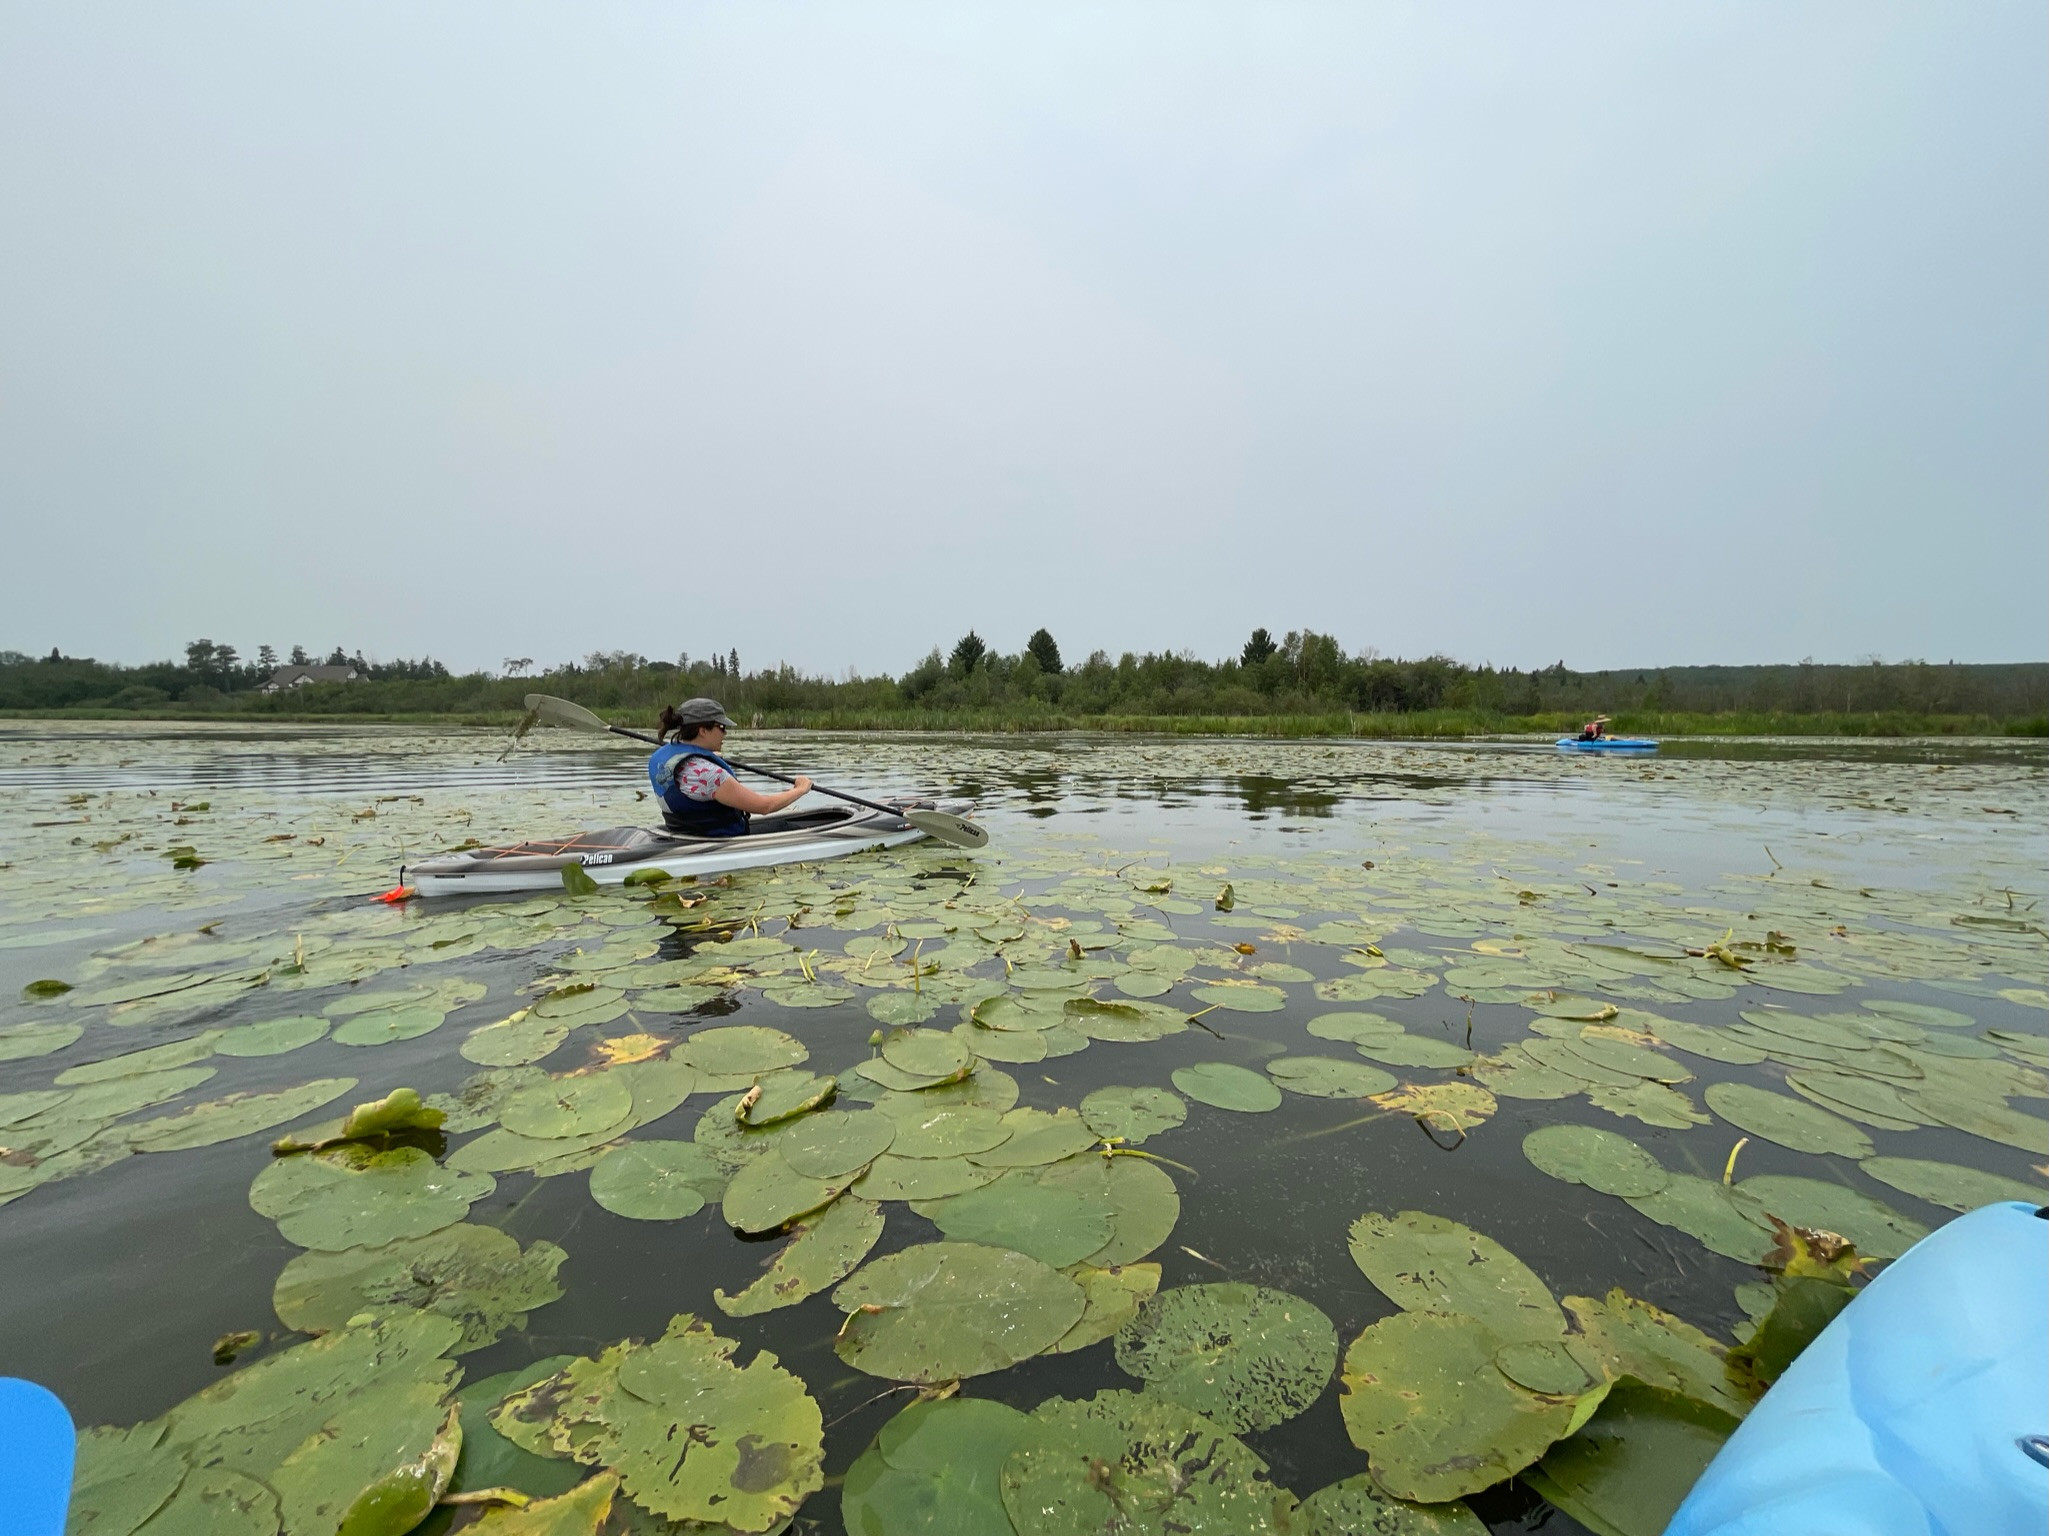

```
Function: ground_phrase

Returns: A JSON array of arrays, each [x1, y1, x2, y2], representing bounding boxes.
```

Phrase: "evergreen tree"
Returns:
[[289, 644, 310, 666], [1241, 627, 1277, 666], [729, 648, 740, 678], [950, 631, 987, 675], [1025, 628, 1063, 674], [257, 644, 278, 672]]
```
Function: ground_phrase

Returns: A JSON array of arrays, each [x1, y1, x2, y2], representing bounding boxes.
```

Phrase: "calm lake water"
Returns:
[[2, 723, 2044, 1535]]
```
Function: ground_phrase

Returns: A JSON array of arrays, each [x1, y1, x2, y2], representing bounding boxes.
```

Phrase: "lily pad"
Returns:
[[1858, 1155, 2048, 1213], [1704, 1083, 1874, 1159], [1735, 1175, 1928, 1258], [682, 1025, 808, 1078], [215, 1016, 330, 1058], [776, 1109, 897, 1179], [1339, 1312, 1581, 1503], [0, 1021, 82, 1061], [1000, 1389, 1297, 1535], [1563, 1289, 1747, 1418], [588, 1140, 725, 1220], [331, 1005, 446, 1047], [722, 1153, 848, 1235], [1190, 984, 1288, 1013], [65, 1423, 188, 1536], [250, 1146, 494, 1250], [1352, 1034, 1474, 1070], [1297, 1474, 1485, 1536], [498, 1069, 636, 1141], [1172, 1063, 1283, 1113], [715, 1194, 885, 1317], [738, 1069, 837, 1127], [273, 1222, 566, 1352], [1863, 1000, 1975, 1029], [1055, 1153, 1181, 1267], [841, 1396, 1043, 1536], [1267, 1056, 1398, 1099], [1080, 1086, 1187, 1144], [1586, 1080, 1710, 1130], [55, 1032, 222, 1084], [1346, 1211, 1564, 1341], [1522, 1125, 1670, 1198], [880, 1102, 1011, 1159], [1306, 1011, 1405, 1044], [881, 1028, 974, 1079], [1647, 1016, 1767, 1065], [461, 1014, 570, 1069], [1522, 1382, 1736, 1536], [1904, 1088, 2049, 1154], [1114, 1282, 1337, 1432], [1053, 1263, 1163, 1355], [853, 1152, 1002, 1202], [1622, 1175, 1776, 1263], [923, 1174, 1115, 1267], [131, 1078, 358, 1153], [969, 1108, 1099, 1168], [493, 1314, 823, 1532], [833, 1241, 1087, 1382]]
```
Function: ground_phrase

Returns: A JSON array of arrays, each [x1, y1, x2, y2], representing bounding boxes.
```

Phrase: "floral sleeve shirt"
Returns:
[[676, 756, 732, 803]]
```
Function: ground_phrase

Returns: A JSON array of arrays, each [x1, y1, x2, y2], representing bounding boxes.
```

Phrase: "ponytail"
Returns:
[[657, 704, 683, 742]]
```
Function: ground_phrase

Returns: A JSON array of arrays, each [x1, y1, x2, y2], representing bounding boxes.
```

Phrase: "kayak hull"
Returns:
[[408, 803, 969, 896], [1555, 737, 1658, 754]]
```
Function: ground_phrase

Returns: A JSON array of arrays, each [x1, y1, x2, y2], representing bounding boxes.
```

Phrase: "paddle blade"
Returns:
[[526, 693, 612, 734], [905, 809, 990, 849], [0, 1379, 74, 1536]]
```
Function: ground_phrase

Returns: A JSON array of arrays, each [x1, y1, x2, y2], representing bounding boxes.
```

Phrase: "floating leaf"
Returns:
[[250, 1146, 493, 1250], [923, 1173, 1115, 1267], [1080, 1086, 1187, 1144], [1266, 1056, 1397, 1099], [56, 1032, 223, 1085], [879, 1101, 1011, 1159], [461, 1014, 570, 1069], [1000, 1389, 1296, 1535], [588, 1140, 724, 1220], [493, 1314, 823, 1531], [738, 1069, 837, 1127], [880, 1027, 973, 1079], [331, 1005, 447, 1048], [1172, 1063, 1283, 1113], [683, 1025, 808, 1078], [842, 1397, 1042, 1536], [1067, 1153, 1181, 1267], [722, 1153, 848, 1235], [1522, 1125, 1670, 1199], [0, 1020, 82, 1060], [1704, 1083, 1874, 1159], [1113, 1282, 1336, 1432], [716, 1194, 884, 1316], [1054, 1263, 1162, 1354], [1347, 1211, 1565, 1341], [833, 1241, 1087, 1382], [1190, 984, 1287, 1013], [1585, 1080, 1709, 1130], [1522, 1382, 1737, 1536], [1734, 1175, 1927, 1259], [1369, 1080, 1497, 1132], [853, 1152, 1002, 1202], [560, 863, 599, 896], [1858, 1155, 2048, 1213], [499, 1074, 633, 1141], [216, 1016, 330, 1058], [1622, 1175, 1776, 1263], [1340, 1311, 1586, 1504], [1494, 1338, 1595, 1396], [1562, 1290, 1746, 1418], [273, 1223, 566, 1352], [775, 1109, 896, 1179], [458, 1471, 618, 1533], [969, 1108, 1098, 1168], [1296, 1473, 1485, 1536], [131, 1078, 358, 1153], [65, 1423, 187, 1536]]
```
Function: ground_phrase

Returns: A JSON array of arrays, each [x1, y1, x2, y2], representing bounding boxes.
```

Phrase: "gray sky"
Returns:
[[3, 2, 2043, 676]]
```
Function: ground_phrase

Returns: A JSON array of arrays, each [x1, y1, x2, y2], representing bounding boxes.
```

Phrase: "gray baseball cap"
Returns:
[[674, 697, 735, 727]]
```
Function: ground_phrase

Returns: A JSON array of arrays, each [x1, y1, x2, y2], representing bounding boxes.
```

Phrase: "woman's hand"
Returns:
[[789, 776, 813, 796]]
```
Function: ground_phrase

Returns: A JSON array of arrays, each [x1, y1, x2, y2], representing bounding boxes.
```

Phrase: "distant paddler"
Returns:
[[1575, 715, 1611, 742], [647, 697, 812, 837]]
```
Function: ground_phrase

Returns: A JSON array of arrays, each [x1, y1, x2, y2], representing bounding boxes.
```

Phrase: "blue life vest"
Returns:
[[647, 743, 750, 838]]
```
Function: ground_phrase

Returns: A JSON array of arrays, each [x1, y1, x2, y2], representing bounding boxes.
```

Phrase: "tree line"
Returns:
[[1, 630, 2043, 731]]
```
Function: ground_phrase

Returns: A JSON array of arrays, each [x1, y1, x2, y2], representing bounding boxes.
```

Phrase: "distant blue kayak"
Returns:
[[1555, 736, 1658, 754], [1666, 1200, 2048, 1536]]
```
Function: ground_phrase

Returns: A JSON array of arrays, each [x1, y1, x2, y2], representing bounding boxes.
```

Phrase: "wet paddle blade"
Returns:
[[526, 693, 613, 733], [906, 809, 990, 849]]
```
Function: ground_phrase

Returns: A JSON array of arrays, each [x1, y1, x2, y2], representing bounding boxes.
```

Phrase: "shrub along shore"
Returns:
[[3, 633, 2043, 738]]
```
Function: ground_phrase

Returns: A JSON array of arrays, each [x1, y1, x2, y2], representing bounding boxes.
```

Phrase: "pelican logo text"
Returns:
[[579, 853, 615, 866]]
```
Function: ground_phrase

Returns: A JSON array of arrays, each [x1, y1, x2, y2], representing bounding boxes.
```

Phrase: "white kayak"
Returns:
[[407, 802, 971, 896]]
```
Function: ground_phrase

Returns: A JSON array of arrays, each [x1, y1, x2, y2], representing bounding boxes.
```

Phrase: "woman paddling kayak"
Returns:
[[647, 697, 812, 837]]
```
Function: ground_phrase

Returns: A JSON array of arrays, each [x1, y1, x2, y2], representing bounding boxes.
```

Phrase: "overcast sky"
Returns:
[[2, 2, 2043, 677]]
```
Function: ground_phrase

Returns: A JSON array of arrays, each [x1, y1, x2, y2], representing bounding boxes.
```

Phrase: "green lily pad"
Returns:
[[1863, 1000, 1975, 1029], [215, 1016, 330, 1058], [273, 1223, 566, 1352], [1190, 984, 1288, 1013], [1494, 1337, 1595, 1396], [1558, 1032, 1691, 1083], [1000, 1389, 1297, 1536], [1522, 1382, 1737, 1536], [682, 1025, 808, 1077], [55, 1032, 222, 1084], [493, 1313, 823, 1531], [588, 1140, 725, 1220], [1172, 1063, 1283, 1113], [969, 1108, 1099, 1168], [715, 1194, 885, 1317], [1067, 1153, 1181, 1267], [1339, 1312, 1581, 1504], [738, 1069, 837, 1127], [1586, 1079, 1710, 1130], [0, 1021, 82, 1061], [1352, 1034, 1474, 1070], [1347, 1211, 1565, 1341], [65, 1423, 188, 1536], [1623, 1175, 1776, 1263], [1904, 1088, 2049, 1154], [867, 992, 939, 1027], [1563, 1289, 1747, 1418], [1297, 1473, 1484, 1536], [1704, 1083, 1874, 1159], [1113, 1282, 1337, 1432], [878, 1101, 1011, 1159], [1267, 1056, 1398, 1099], [250, 1146, 494, 1250], [1054, 1263, 1163, 1354], [1858, 1155, 2048, 1213], [131, 1078, 358, 1153], [843, 1396, 1041, 1536], [881, 1028, 973, 1079], [833, 1241, 1087, 1382], [460, 1014, 570, 1069], [853, 1152, 1002, 1202], [1783, 1069, 1927, 1129], [1306, 1012, 1404, 1044], [1735, 1175, 1928, 1258], [1080, 1086, 1187, 1144], [499, 1073, 634, 1141], [331, 1005, 447, 1047], [923, 1174, 1115, 1267], [1522, 1125, 1671, 1198], [777, 1109, 897, 1179], [1646, 1016, 1768, 1065], [721, 1152, 848, 1234]]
